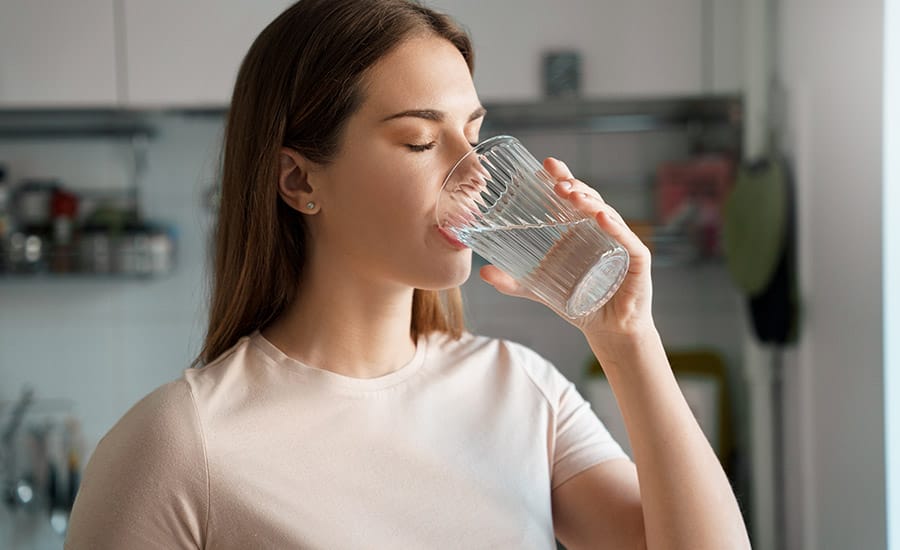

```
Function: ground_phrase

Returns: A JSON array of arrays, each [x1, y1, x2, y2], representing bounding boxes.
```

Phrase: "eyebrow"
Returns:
[[380, 106, 487, 123]]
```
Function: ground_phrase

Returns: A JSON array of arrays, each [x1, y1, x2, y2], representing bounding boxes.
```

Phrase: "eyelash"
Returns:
[[406, 141, 479, 152], [406, 142, 436, 152]]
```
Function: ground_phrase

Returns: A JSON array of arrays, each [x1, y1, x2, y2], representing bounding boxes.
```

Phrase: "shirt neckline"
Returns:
[[249, 330, 429, 394]]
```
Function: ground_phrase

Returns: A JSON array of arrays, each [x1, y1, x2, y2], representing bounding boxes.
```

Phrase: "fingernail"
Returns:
[[560, 180, 573, 190]]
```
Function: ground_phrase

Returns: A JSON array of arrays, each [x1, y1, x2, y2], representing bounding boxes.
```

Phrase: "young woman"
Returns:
[[65, 0, 751, 548]]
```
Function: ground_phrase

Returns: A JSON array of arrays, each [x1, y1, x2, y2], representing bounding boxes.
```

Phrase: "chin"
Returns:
[[415, 256, 473, 290]]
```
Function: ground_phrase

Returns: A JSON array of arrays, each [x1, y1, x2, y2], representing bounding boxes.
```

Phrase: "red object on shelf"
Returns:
[[50, 188, 80, 273], [51, 188, 79, 219], [656, 156, 736, 256]]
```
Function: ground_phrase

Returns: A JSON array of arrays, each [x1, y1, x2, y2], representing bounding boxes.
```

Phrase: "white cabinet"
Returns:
[[431, 0, 742, 100], [0, 0, 741, 108], [0, 0, 118, 107], [121, 0, 292, 108], [710, 0, 743, 93]]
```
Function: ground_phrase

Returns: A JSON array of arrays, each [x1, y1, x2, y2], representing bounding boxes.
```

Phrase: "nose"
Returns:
[[442, 135, 476, 175], [447, 150, 490, 204], [437, 136, 496, 228]]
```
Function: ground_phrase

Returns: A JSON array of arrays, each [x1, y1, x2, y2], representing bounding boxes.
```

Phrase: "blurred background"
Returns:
[[0, 1, 897, 549]]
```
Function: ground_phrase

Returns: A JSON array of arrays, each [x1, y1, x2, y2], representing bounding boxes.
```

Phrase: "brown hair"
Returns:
[[195, 0, 473, 366]]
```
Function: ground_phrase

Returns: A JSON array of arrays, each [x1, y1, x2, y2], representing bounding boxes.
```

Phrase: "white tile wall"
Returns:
[[0, 115, 220, 548], [1, 114, 219, 441]]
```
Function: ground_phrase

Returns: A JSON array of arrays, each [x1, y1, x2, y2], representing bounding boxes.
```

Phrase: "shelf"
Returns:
[[481, 94, 742, 135], [0, 227, 176, 281], [0, 109, 156, 140], [0, 96, 741, 140], [0, 267, 175, 281], [0, 272, 171, 282]]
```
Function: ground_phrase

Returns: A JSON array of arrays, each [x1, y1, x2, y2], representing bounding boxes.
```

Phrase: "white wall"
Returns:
[[777, 0, 887, 549], [884, 0, 900, 548]]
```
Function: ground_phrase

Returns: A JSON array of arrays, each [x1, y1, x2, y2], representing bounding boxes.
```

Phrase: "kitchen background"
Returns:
[[0, 1, 896, 550]]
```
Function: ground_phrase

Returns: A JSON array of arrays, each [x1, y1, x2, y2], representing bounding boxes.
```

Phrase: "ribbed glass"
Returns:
[[436, 135, 629, 318]]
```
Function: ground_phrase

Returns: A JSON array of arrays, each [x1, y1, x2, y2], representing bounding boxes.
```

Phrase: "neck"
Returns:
[[261, 267, 417, 380]]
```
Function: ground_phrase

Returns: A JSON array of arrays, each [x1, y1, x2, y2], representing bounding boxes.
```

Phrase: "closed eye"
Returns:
[[406, 141, 480, 152], [406, 142, 437, 152]]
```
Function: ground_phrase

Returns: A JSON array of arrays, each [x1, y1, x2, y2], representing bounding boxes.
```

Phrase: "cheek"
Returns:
[[328, 166, 433, 245], [325, 136, 447, 231], [362, 159, 439, 216]]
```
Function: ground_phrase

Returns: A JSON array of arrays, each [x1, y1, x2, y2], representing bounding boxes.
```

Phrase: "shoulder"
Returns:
[[84, 376, 207, 494], [84, 376, 206, 483], [182, 332, 267, 404], [427, 330, 568, 402], [98, 377, 199, 460], [427, 329, 549, 365], [66, 378, 208, 548], [70, 334, 258, 512], [102, 335, 260, 443]]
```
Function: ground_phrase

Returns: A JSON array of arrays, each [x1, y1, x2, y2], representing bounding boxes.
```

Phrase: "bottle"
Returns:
[[13, 180, 57, 273], [50, 188, 79, 273]]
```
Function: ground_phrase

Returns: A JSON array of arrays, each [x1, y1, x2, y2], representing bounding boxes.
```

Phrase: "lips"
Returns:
[[436, 225, 469, 250]]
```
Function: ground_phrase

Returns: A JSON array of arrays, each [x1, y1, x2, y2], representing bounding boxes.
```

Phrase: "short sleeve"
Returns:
[[508, 340, 629, 491], [550, 372, 629, 490], [65, 379, 208, 550]]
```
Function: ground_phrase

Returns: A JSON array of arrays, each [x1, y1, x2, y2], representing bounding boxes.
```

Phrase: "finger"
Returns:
[[543, 157, 575, 180], [480, 265, 573, 321], [563, 191, 637, 247], [594, 209, 652, 272], [556, 180, 605, 204], [479, 265, 534, 299], [541, 158, 605, 202], [568, 191, 626, 225]]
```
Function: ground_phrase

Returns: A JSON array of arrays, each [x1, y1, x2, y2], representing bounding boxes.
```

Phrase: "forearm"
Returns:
[[588, 328, 751, 550]]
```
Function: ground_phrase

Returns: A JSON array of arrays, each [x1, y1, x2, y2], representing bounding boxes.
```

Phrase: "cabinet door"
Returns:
[[710, 0, 743, 93], [122, 0, 292, 108], [430, 0, 741, 100], [0, 0, 118, 107]]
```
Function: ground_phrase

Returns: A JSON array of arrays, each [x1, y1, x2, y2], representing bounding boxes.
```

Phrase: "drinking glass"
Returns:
[[436, 135, 629, 319]]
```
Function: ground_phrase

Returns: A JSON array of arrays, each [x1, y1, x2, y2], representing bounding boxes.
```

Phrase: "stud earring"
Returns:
[[306, 201, 316, 210]]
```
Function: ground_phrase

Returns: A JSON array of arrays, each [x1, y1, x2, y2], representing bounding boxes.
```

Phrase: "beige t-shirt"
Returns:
[[65, 330, 627, 549]]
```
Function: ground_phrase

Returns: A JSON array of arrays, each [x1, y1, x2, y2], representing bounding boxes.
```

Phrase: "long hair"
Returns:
[[195, 0, 472, 366]]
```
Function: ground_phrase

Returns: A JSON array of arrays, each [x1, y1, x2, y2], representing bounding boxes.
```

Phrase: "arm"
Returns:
[[552, 457, 646, 549], [587, 328, 748, 549], [481, 158, 750, 549]]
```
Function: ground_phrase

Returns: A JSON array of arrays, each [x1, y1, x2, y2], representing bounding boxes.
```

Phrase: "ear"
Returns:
[[278, 147, 320, 213]]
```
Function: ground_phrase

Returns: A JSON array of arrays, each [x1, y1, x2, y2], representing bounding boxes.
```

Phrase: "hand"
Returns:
[[479, 157, 656, 340]]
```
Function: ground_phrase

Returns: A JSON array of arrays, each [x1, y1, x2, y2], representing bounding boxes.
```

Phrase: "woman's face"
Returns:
[[307, 33, 484, 291]]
